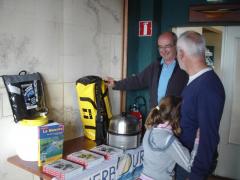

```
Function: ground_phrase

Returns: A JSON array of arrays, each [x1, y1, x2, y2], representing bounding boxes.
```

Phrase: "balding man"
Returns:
[[176, 31, 225, 180], [106, 32, 188, 109]]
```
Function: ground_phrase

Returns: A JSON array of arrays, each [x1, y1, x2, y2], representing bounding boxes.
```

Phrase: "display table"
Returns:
[[7, 136, 96, 180], [8, 136, 143, 180]]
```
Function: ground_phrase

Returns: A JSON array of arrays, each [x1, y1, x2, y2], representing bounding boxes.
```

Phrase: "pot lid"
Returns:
[[108, 112, 141, 135]]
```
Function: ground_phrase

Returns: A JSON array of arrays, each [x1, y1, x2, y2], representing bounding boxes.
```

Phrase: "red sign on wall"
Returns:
[[139, 21, 152, 37]]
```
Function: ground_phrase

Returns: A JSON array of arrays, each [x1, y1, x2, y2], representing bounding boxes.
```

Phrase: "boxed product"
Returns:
[[66, 150, 104, 169], [90, 144, 123, 160], [43, 159, 83, 180], [73, 158, 118, 180]]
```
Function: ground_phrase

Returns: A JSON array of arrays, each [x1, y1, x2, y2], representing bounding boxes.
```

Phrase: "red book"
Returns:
[[43, 159, 83, 180], [66, 150, 104, 169]]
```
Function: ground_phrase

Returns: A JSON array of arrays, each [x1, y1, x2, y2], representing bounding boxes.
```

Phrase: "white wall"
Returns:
[[0, 0, 123, 179], [172, 27, 202, 37], [215, 26, 240, 179]]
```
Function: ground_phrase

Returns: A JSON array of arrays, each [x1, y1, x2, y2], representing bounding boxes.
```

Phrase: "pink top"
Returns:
[[157, 121, 172, 131]]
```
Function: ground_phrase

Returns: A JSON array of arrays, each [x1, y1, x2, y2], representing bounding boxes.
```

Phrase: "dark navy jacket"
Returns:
[[114, 58, 188, 109], [180, 70, 225, 180]]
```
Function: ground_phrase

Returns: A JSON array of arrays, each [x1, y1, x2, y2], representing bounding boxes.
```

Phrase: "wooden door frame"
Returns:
[[120, 0, 128, 112]]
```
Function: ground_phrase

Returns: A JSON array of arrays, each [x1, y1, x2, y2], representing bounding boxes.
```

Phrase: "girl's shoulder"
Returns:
[[148, 128, 176, 151]]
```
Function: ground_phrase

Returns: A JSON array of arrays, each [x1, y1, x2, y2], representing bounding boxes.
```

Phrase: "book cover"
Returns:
[[38, 122, 64, 166], [43, 159, 83, 180], [66, 149, 104, 169], [90, 144, 123, 160], [74, 158, 118, 180]]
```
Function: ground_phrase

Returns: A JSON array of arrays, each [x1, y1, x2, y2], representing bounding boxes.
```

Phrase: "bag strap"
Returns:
[[95, 78, 108, 145], [79, 97, 97, 109], [102, 87, 108, 98], [37, 73, 48, 115]]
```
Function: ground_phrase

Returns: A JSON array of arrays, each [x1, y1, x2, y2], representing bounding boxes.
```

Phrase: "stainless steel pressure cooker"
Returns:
[[107, 112, 141, 149]]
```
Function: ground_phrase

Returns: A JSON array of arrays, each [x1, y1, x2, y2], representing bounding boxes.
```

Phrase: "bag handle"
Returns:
[[18, 70, 27, 75]]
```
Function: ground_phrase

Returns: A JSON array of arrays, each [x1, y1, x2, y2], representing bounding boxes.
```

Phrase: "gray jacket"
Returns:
[[142, 127, 198, 180]]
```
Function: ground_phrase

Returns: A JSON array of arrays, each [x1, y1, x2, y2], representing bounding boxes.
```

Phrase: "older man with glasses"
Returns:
[[105, 31, 188, 110]]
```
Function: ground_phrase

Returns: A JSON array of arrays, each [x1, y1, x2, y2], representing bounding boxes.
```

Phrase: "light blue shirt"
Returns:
[[157, 59, 176, 103]]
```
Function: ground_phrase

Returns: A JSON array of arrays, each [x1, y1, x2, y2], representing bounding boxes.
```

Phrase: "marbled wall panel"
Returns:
[[63, 29, 122, 80], [92, 0, 123, 34], [64, 0, 122, 30], [0, 78, 16, 178], [45, 83, 64, 122], [0, 78, 13, 117], [2, 92, 12, 117], [104, 34, 122, 115], [0, 94, 2, 118], [63, 0, 123, 80], [0, 79, 4, 118], [63, 25, 122, 115], [63, 25, 98, 57], [0, 0, 35, 16], [2, 163, 34, 180], [109, 89, 121, 115], [0, 4, 63, 83], [63, 83, 82, 140], [0, 118, 16, 154], [106, 34, 122, 78], [64, 0, 97, 28], [31, 21, 63, 83], [36, 0, 63, 23], [63, 31, 119, 80], [0, 116, 23, 180], [63, 55, 100, 82], [63, 83, 79, 110], [0, 0, 123, 179]]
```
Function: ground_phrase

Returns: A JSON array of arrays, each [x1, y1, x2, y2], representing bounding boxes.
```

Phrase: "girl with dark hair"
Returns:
[[139, 96, 199, 180]]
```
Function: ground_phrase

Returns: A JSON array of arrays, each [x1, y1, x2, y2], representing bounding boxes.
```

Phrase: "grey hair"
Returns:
[[177, 31, 206, 57]]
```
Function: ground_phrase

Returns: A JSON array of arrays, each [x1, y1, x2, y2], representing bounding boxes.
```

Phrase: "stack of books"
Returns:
[[66, 150, 104, 169], [90, 144, 123, 160], [76, 157, 118, 179], [43, 159, 83, 180]]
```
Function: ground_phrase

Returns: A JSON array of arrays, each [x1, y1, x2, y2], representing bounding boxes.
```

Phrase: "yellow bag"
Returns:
[[76, 76, 112, 143]]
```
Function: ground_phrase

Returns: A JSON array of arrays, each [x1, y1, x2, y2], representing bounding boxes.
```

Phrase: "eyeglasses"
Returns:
[[158, 44, 175, 50]]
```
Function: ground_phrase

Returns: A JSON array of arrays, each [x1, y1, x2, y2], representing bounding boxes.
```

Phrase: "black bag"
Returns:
[[2, 70, 48, 122]]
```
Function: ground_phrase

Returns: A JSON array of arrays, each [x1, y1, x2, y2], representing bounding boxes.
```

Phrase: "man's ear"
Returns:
[[177, 49, 184, 60]]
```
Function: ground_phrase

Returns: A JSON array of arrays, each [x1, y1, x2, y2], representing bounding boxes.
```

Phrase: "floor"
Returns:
[[208, 175, 235, 180]]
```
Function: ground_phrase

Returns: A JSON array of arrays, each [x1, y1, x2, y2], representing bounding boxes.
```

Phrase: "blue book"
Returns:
[[38, 122, 64, 166]]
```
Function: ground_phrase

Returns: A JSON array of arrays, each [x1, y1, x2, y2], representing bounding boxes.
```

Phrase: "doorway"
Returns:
[[172, 26, 240, 180], [172, 26, 223, 75]]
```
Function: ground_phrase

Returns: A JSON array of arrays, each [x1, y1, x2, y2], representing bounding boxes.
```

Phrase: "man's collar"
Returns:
[[188, 67, 212, 85], [160, 58, 176, 65]]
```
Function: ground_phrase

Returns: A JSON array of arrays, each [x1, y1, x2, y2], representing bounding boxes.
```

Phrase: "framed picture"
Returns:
[[206, 45, 214, 68], [189, 3, 240, 22]]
